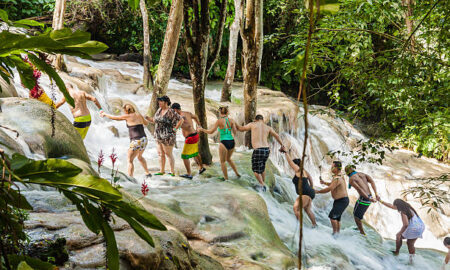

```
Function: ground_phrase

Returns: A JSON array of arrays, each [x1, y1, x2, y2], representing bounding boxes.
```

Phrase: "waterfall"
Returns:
[[11, 57, 448, 269]]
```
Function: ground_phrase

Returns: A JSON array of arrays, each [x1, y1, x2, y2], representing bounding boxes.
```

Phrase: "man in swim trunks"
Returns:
[[345, 165, 378, 235], [171, 103, 205, 179], [317, 161, 349, 235], [55, 83, 102, 139], [236, 114, 285, 191]]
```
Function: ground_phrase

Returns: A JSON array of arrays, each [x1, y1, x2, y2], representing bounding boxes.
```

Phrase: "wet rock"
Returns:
[[0, 77, 18, 98], [108, 125, 120, 137], [0, 98, 90, 162], [0, 128, 24, 156], [116, 53, 143, 64]]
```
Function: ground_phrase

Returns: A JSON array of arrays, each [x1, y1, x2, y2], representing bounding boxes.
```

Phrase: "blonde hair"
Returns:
[[123, 104, 135, 114], [219, 106, 229, 115]]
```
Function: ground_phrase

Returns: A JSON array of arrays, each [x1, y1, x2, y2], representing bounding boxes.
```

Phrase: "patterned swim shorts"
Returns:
[[252, 147, 270, 174], [130, 136, 148, 151]]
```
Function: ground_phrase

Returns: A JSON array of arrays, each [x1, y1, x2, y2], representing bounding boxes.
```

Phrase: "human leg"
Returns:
[[162, 144, 175, 174], [219, 143, 228, 180], [127, 149, 139, 177], [226, 148, 240, 177], [137, 150, 150, 175], [406, 239, 417, 255], [303, 195, 317, 227], [156, 142, 166, 174]]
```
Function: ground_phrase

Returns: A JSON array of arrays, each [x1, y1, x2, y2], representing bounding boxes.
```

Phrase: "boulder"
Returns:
[[0, 98, 90, 162], [0, 77, 18, 98]]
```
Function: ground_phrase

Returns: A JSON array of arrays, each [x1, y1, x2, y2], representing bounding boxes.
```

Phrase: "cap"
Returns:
[[171, 103, 181, 110]]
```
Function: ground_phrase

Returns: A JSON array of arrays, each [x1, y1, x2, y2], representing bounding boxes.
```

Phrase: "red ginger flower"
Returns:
[[109, 148, 118, 168], [97, 150, 105, 172], [141, 181, 149, 196]]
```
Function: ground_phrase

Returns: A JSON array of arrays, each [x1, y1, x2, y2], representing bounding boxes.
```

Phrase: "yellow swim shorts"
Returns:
[[73, 115, 91, 139]]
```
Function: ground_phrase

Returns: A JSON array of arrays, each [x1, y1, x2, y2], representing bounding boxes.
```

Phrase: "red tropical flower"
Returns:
[[29, 85, 43, 98], [97, 150, 105, 173], [109, 148, 118, 168], [141, 181, 149, 196]]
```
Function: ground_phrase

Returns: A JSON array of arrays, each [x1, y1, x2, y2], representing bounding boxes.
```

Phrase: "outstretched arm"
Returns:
[[284, 152, 300, 172], [191, 113, 201, 128], [55, 97, 66, 109], [85, 93, 102, 110], [140, 114, 149, 125], [379, 200, 397, 210], [236, 123, 252, 132], [100, 112, 128, 121], [269, 128, 284, 146], [316, 179, 338, 194], [199, 120, 219, 134]]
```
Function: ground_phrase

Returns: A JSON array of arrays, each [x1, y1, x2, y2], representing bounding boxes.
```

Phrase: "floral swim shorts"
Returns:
[[130, 136, 148, 151]]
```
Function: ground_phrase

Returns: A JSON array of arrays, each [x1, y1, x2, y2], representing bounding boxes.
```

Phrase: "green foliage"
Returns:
[[401, 174, 449, 213], [0, 10, 108, 107], [283, 0, 449, 160], [0, 0, 55, 20], [0, 152, 166, 269], [327, 139, 397, 165]]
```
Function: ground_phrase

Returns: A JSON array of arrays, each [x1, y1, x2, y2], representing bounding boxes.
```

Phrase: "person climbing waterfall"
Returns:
[[236, 114, 285, 192], [100, 104, 152, 178], [55, 83, 102, 140], [379, 198, 425, 263], [283, 152, 317, 227], [198, 106, 240, 180], [171, 103, 206, 179], [145, 96, 183, 176], [345, 165, 378, 235], [443, 237, 450, 269], [317, 161, 349, 235]]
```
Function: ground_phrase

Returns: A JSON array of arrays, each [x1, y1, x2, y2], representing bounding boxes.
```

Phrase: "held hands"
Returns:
[[100, 111, 106, 118], [319, 176, 325, 185], [279, 145, 287, 153], [376, 195, 381, 201], [370, 197, 377, 203]]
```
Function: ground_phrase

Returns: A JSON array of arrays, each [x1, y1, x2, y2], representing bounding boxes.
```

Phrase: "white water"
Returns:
[[12, 57, 449, 269]]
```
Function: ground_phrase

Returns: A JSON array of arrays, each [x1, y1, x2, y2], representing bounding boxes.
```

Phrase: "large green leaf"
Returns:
[[0, 8, 8, 22], [17, 261, 34, 270], [8, 255, 55, 270], [62, 191, 101, 234], [14, 19, 45, 29], [27, 53, 75, 107], [2, 188, 33, 210], [50, 29, 91, 46], [13, 158, 82, 179], [100, 219, 119, 270], [9, 55, 35, 89], [108, 201, 166, 231], [16, 35, 64, 51], [66, 41, 109, 55], [114, 209, 155, 247], [0, 32, 26, 52]]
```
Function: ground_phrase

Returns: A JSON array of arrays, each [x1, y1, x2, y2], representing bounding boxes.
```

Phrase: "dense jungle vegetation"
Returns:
[[2, 0, 448, 160]]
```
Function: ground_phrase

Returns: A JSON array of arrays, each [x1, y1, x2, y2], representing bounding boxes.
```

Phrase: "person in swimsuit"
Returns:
[[443, 237, 450, 270], [171, 103, 206, 179], [199, 106, 240, 180], [55, 83, 102, 140], [317, 161, 349, 235], [345, 165, 378, 235], [146, 96, 183, 176], [379, 198, 425, 262], [283, 151, 317, 227], [100, 104, 151, 178], [236, 114, 285, 191]]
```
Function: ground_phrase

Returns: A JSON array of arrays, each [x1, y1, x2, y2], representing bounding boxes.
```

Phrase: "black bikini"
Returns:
[[292, 175, 315, 200]]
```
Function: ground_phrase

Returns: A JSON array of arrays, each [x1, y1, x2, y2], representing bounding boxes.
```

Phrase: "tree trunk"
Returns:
[[402, 0, 415, 49], [140, 0, 154, 91], [148, 0, 184, 117], [52, 0, 66, 71], [221, 0, 243, 102], [240, 0, 263, 147]]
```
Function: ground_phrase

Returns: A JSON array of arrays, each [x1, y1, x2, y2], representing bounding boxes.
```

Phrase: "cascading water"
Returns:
[[10, 57, 448, 269]]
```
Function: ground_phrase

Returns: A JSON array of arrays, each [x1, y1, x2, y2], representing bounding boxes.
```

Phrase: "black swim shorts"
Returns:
[[252, 147, 270, 174], [328, 197, 349, 221], [353, 196, 371, 220]]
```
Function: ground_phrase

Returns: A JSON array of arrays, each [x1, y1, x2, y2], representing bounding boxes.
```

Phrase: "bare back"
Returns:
[[349, 172, 371, 197], [70, 90, 90, 118], [180, 111, 196, 137], [250, 121, 272, 149], [331, 174, 348, 200]]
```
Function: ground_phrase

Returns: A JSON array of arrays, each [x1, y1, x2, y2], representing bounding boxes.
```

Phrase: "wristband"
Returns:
[[99, 108, 103, 112]]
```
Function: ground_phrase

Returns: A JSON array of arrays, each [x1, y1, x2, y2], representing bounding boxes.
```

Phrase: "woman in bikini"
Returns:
[[283, 152, 317, 227], [199, 106, 240, 180], [146, 96, 183, 176], [100, 104, 151, 177]]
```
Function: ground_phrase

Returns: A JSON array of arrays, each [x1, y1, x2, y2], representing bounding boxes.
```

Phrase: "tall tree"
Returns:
[[240, 0, 263, 147], [148, 0, 184, 117], [183, 0, 227, 164], [221, 0, 244, 102], [140, 0, 154, 91], [52, 0, 67, 70], [402, 0, 415, 49]]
